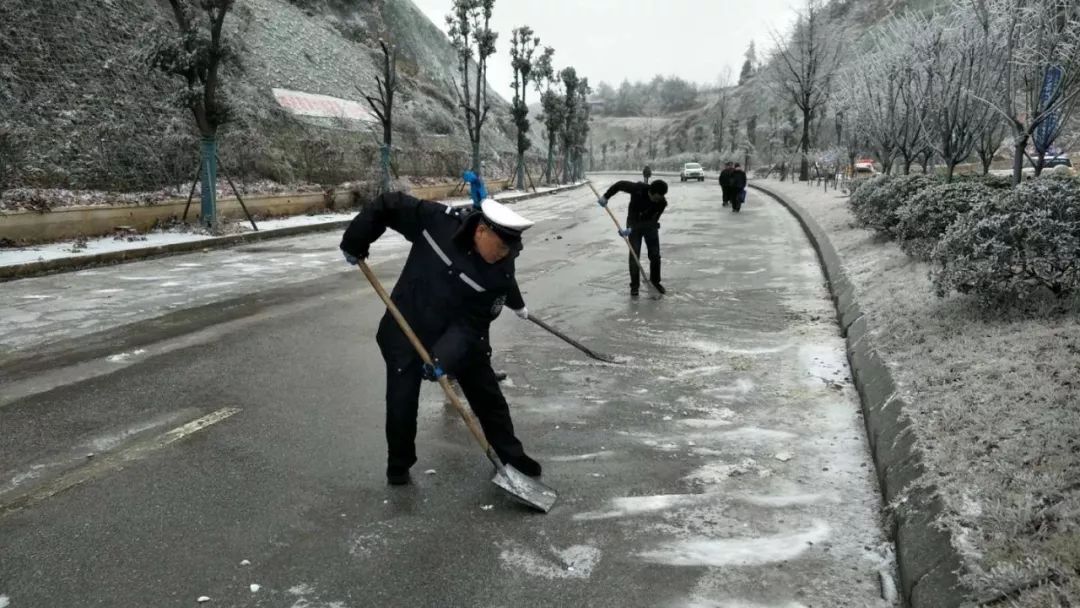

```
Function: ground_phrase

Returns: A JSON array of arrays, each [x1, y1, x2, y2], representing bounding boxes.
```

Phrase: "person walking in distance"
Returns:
[[718, 162, 736, 207], [597, 180, 669, 297], [731, 163, 748, 213]]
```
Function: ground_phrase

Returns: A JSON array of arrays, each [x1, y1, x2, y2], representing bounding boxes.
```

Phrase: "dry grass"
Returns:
[[762, 179, 1080, 606]]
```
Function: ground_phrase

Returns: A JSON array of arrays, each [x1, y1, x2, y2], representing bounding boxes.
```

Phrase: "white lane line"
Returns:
[[0, 407, 241, 517]]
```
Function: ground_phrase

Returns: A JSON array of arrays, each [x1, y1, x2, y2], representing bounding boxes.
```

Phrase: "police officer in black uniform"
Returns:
[[598, 180, 669, 297], [340, 192, 540, 486]]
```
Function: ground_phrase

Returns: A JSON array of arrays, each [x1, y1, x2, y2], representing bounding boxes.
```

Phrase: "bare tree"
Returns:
[[534, 47, 564, 184], [447, 0, 498, 175], [643, 98, 662, 159], [714, 69, 734, 155], [838, 30, 925, 176], [913, 12, 999, 181], [509, 26, 541, 190], [976, 117, 1009, 174], [358, 39, 399, 193], [770, 0, 844, 181], [973, 0, 1080, 183], [148, 0, 236, 228]]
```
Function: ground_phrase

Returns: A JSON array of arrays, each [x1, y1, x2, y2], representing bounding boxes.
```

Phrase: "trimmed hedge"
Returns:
[[896, 181, 999, 259], [932, 176, 1080, 301]]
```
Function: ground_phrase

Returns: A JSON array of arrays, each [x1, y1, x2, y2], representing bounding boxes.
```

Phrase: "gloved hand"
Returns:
[[618, 228, 632, 237], [342, 248, 365, 265], [597, 196, 608, 208], [422, 361, 445, 382], [513, 307, 529, 320]]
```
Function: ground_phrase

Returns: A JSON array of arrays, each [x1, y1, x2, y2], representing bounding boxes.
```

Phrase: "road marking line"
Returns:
[[0, 407, 241, 518]]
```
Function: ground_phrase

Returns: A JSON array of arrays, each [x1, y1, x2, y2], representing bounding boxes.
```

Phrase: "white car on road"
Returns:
[[680, 163, 705, 182]]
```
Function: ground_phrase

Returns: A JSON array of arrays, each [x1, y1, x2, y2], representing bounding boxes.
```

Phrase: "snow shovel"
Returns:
[[357, 261, 558, 513], [528, 315, 619, 364], [586, 181, 659, 296]]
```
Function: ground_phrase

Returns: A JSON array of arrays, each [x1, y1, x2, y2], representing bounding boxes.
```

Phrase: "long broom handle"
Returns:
[[357, 261, 500, 462], [586, 181, 653, 289]]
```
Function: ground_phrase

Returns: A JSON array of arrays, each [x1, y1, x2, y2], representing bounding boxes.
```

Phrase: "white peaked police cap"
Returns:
[[480, 199, 534, 244]]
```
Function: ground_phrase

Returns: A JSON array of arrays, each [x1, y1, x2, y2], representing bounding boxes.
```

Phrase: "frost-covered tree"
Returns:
[[740, 41, 758, 85], [770, 0, 844, 181], [973, 0, 1080, 182], [509, 26, 541, 189], [147, 0, 237, 228], [918, 11, 999, 181], [837, 27, 924, 175], [447, 0, 497, 175]]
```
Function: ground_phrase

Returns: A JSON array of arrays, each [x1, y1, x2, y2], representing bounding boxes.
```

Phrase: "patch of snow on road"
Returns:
[[498, 542, 601, 580], [638, 521, 830, 567], [736, 493, 837, 508], [547, 451, 615, 462], [106, 349, 147, 363], [715, 427, 797, 442], [574, 493, 718, 521], [0, 594, 9, 608], [684, 459, 760, 486]]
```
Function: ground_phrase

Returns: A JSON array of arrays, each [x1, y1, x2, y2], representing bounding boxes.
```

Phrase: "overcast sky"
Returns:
[[410, 0, 799, 100]]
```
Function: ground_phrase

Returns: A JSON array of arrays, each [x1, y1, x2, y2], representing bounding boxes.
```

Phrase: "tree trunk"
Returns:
[[1012, 135, 1026, 185], [946, 162, 957, 183], [380, 144, 391, 193], [471, 140, 481, 176], [800, 109, 811, 181], [1034, 150, 1047, 177], [200, 135, 218, 231]]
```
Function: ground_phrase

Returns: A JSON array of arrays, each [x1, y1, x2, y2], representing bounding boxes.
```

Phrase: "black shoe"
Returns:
[[630, 286, 640, 297], [651, 282, 666, 295], [507, 454, 542, 477], [494, 371, 508, 382], [387, 467, 411, 486]]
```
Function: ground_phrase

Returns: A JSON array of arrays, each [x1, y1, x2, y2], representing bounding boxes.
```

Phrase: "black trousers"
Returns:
[[382, 355, 525, 472], [628, 225, 661, 288]]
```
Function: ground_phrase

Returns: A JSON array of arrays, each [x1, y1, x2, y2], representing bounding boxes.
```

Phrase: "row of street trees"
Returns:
[[447, 0, 592, 188]]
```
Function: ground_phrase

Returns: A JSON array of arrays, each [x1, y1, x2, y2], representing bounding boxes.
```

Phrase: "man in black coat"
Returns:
[[598, 179, 669, 297], [340, 192, 540, 485], [731, 163, 748, 212], [718, 161, 736, 207]]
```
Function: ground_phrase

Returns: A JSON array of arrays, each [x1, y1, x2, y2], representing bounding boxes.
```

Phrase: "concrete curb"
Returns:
[[0, 182, 588, 282], [749, 182, 969, 608]]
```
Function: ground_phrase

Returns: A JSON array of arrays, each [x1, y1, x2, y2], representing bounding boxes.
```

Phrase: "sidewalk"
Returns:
[[0, 182, 585, 281]]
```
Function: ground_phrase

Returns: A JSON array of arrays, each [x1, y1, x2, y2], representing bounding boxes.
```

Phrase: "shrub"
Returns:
[[931, 176, 1080, 301], [847, 174, 888, 226], [896, 181, 1000, 259], [850, 174, 937, 237]]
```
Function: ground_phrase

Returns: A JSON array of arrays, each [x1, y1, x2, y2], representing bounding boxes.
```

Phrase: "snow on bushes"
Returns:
[[932, 176, 1080, 301], [896, 181, 999, 259], [849, 174, 936, 237]]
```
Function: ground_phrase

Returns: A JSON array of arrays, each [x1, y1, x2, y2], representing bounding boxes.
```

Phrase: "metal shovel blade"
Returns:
[[492, 464, 558, 513]]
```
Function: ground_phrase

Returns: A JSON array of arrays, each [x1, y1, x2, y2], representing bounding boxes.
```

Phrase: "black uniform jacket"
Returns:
[[602, 181, 668, 229], [340, 192, 525, 374]]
